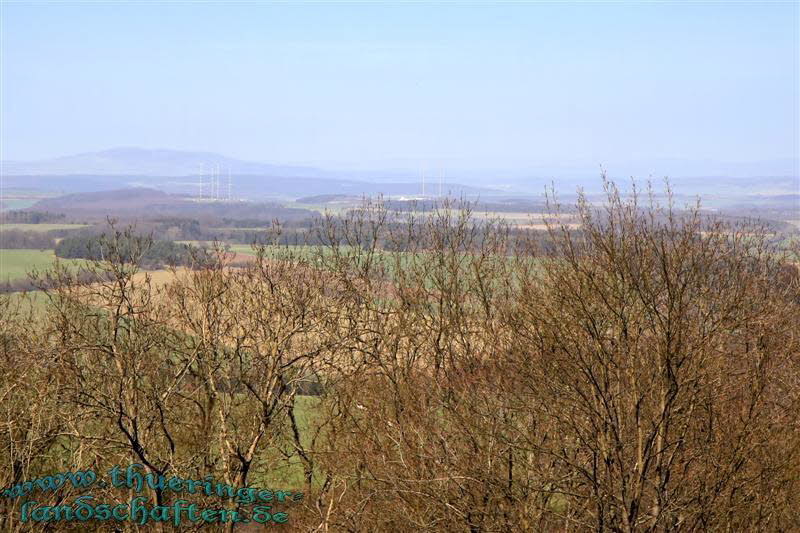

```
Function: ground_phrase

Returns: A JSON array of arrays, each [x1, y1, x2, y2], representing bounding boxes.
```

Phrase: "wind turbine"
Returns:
[[198, 163, 204, 200], [215, 164, 220, 201]]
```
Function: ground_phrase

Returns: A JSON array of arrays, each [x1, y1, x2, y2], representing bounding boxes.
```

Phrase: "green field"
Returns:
[[3, 290, 51, 317], [0, 223, 90, 232], [0, 249, 89, 283], [0, 190, 63, 211], [0, 199, 39, 211], [227, 244, 265, 256], [227, 244, 364, 259]]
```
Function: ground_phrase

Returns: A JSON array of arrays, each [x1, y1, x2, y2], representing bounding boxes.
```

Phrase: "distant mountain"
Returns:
[[2, 148, 796, 207], [5, 148, 796, 184], [0, 147, 334, 178]]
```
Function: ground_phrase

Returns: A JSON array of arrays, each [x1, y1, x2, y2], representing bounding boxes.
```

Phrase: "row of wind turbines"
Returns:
[[197, 164, 232, 202], [195, 162, 446, 202]]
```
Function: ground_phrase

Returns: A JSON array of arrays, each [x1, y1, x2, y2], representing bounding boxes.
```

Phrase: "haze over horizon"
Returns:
[[2, 146, 798, 182], [2, 2, 797, 176]]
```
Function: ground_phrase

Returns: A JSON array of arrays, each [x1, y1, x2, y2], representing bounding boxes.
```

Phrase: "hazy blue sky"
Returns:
[[1, 2, 797, 171]]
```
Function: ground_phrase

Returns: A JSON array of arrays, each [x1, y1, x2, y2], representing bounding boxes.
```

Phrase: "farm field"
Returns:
[[0, 190, 63, 211], [226, 244, 260, 256], [206, 244, 337, 263], [0, 249, 89, 283], [208, 227, 271, 231], [0, 223, 90, 232], [473, 211, 582, 229], [3, 290, 51, 316], [0, 198, 39, 211], [291, 202, 353, 216]]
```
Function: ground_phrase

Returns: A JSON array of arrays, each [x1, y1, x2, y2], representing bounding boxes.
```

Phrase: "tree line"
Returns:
[[54, 234, 212, 270], [0, 210, 67, 224]]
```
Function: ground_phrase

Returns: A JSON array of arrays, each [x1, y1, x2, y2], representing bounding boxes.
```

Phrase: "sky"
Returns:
[[1, 2, 798, 173]]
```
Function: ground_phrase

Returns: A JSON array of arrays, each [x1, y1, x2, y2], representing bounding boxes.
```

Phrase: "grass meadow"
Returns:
[[0, 249, 89, 283], [0, 223, 90, 232]]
